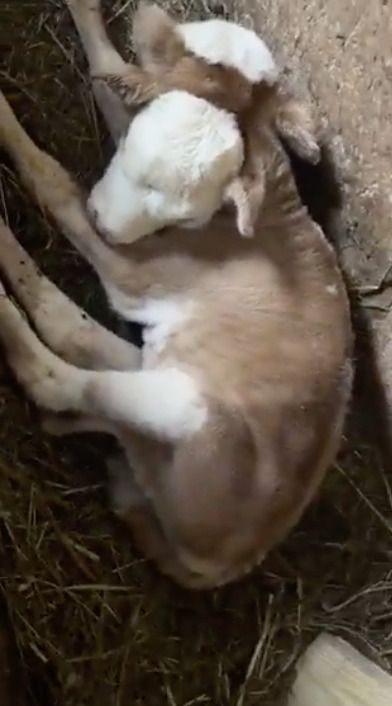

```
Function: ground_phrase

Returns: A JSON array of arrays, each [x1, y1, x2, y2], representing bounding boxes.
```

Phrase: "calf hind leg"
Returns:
[[65, 0, 130, 141], [0, 280, 96, 414], [41, 413, 115, 437], [108, 455, 213, 589], [131, 3, 186, 71]]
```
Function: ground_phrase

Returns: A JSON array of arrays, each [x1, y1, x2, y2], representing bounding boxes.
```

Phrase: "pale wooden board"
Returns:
[[287, 633, 392, 706]]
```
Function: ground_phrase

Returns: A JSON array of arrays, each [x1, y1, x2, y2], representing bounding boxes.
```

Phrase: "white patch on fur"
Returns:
[[177, 19, 278, 84], [88, 90, 243, 244], [98, 367, 207, 440], [128, 297, 194, 358], [104, 293, 193, 358], [326, 284, 338, 296]]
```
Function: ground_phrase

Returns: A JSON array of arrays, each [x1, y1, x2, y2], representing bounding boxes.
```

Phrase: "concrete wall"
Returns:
[[233, 0, 392, 431]]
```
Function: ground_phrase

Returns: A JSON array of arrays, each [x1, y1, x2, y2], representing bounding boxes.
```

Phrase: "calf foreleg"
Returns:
[[0, 91, 130, 287], [0, 216, 140, 371], [108, 455, 211, 589]]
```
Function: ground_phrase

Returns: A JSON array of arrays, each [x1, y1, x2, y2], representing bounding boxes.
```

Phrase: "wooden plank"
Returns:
[[288, 633, 392, 706]]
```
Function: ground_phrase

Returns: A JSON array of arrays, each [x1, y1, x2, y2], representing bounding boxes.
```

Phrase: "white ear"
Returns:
[[224, 171, 266, 238], [224, 178, 254, 237]]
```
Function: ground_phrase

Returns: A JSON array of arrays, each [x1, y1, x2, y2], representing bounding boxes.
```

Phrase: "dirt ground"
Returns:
[[0, 2, 391, 706]]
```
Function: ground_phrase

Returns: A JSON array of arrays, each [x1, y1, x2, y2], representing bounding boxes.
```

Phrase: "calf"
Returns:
[[0, 61, 352, 586]]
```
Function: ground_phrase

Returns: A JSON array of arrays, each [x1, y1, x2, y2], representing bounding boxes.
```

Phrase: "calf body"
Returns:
[[0, 67, 352, 586]]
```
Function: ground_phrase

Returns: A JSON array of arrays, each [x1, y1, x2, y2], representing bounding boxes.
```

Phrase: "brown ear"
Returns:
[[274, 92, 321, 164], [95, 66, 159, 110], [224, 171, 266, 237], [132, 3, 186, 71]]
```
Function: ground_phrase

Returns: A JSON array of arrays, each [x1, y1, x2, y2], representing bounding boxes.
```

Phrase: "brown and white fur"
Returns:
[[88, 2, 320, 240], [75, 1, 283, 242], [0, 0, 353, 589]]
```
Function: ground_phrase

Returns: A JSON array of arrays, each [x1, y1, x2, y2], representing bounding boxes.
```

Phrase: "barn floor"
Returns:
[[0, 2, 391, 705]]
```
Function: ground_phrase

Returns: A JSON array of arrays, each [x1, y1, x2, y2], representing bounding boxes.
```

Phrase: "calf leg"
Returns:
[[131, 3, 186, 71], [0, 281, 212, 588], [0, 280, 190, 582], [0, 279, 206, 442], [0, 280, 99, 414], [41, 413, 116, 436], [0, 279, 131, 429], [0, 91, 131, 285], [65, 0, 130, 142], [0, 216, 140, 371], [122, 503, 207, 589], [108, 455, 211, 589]]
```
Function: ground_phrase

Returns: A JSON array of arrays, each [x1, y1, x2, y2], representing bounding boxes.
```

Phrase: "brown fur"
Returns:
[[103, 59, 253, 114], [103, 2, 254, 114]]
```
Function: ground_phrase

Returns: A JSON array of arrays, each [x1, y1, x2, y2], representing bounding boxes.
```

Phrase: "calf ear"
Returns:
[[132, 3, 186, 70], [274, 92, 321, 164], [95, 66, 158, 110], [224, 170, 266, 238]]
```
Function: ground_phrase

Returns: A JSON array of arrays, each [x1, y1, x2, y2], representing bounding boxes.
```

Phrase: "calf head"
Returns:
[[87, 90, 244, 244], [89, 4, 320, 242]]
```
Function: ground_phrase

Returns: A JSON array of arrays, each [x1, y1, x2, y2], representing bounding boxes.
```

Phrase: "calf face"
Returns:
[[87, 90, 244, 244]]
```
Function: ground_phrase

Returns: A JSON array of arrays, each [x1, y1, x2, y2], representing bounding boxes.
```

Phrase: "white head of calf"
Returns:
[[87, 90, 244, 244], [87, 9, 280, 245]]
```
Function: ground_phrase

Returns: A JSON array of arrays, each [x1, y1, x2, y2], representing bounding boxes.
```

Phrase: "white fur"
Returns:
[[105, 294, 194, 364], [94, 368, 208, 440], [128, 297, 194, 359], [88, 90, 243, 244], [177, 19, 279, 85]]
